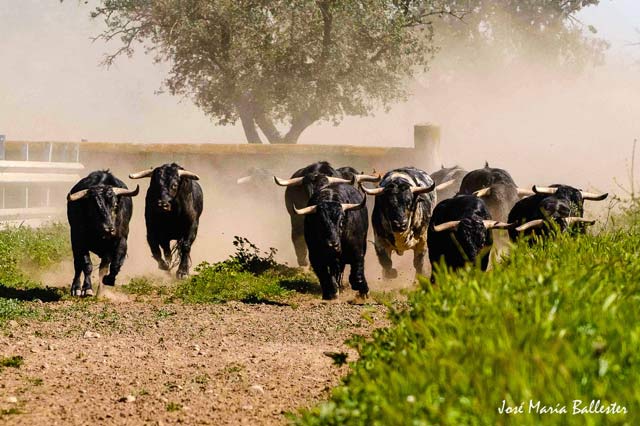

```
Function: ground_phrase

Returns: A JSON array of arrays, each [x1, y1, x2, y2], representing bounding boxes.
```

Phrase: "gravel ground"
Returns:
[[0, 291, 389, 425]]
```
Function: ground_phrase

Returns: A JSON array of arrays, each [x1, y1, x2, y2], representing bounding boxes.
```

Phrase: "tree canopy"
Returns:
[[84, 0, 606, 144]]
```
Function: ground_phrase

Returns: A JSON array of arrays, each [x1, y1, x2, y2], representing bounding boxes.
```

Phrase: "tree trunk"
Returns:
[[237, 100, 263, 144]]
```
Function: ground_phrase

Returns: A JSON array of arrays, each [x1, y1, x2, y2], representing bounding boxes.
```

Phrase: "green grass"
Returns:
[[121, 276, 172, 297], [174, 236, 316, 304], [0, 355, 24, 369], [296, 216, 640, 425], [0, 299, 38, 325], [0, 223, 69, 288]]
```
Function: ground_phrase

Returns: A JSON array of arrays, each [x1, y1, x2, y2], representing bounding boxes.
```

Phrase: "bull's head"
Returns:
[[293, 197, 366, 253], [362, 181, 435, 232], [532, 184, 608, 218], [67, 184, 139, 238], [129, 163, 200, 212]]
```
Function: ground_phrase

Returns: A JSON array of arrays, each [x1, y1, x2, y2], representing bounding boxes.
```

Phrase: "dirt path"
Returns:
[[0, 290, 389, 425]]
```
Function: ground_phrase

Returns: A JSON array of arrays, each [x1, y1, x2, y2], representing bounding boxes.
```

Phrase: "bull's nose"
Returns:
[[392, 220, 408, 230], [158, 201, 171, 211]]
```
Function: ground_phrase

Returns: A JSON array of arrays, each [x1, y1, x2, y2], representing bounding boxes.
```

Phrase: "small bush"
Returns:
[[0, 355, 24, 369], [175, 236, 316, 304], [0, 299, 37, 324]]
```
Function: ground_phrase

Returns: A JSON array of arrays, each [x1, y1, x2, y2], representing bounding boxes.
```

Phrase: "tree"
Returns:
[[88, 1, 456, 144]]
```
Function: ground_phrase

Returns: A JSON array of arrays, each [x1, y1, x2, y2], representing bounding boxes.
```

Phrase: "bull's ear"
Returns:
[[113, 185, 140, 197], [67, 189, 89, 202]]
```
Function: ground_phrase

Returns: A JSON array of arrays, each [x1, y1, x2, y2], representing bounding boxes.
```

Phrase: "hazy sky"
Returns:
[[0, 0, 638, 146]]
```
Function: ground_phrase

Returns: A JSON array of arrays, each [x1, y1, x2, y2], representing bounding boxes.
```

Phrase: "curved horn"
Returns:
[[178, 170, 200, 180], [67, 189, 89, 202], [517, 188, 535, 197], [580, 191, 608, 201], [237, 176, 253, 184], [113, 185, 140, 197], [564, 217, 596, 226], [484, 221, 513, 230], [326, 176, 353, 185], [532, 186, 557, 195], [433, 221, 460, 232], [474, 187, 491, 197], [354, 174, 381, 183], [129, 168, 154, 179], [341, 196, 367, 212], [293, 204, 317, 215], [361, 185, 385, 196], [410, 182, 436, 195], [274, 176, 304, 187], [515, 219, 546, 232], [435, 179, 456, 192]]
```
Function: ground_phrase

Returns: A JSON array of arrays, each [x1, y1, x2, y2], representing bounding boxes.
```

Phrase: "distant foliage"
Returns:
[[296, 209, 640, 425], [0, 223, 70, 287]]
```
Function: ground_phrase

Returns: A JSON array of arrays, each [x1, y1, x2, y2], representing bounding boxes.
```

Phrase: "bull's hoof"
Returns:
[[349, 292, 369, 305], [322, 292, 339, 301], [71, 288, 81, 297], [297, 258, 309, 267], [81, 288, 94, 297], [158, 261, 170, 271], [102, 275, 115, 286], [383, 268, 398, 279], [176, 271, 188, 280]]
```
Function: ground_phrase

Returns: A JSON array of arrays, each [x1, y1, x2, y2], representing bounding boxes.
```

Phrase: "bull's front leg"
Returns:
[[71, 253, 85, 297], [290, 216, 308, 267], [348, 257, 369, 297], [104, 238, 127, 286], [79, 252, 93, 297], [147, 234, 170, 271], [177, 222, 199, 279], [311, 256, 338, 300], [374, 238, 397, 279], [413, 239, 427, 277]]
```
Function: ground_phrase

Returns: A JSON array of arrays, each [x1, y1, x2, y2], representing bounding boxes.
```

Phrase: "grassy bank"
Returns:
[[296, 218, 640, 425]]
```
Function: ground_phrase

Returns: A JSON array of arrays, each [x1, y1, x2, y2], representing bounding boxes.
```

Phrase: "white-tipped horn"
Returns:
[[293, 204, 317, 215], [564, 217, 596, 226], [410, 182, 436, 195], [484, 220, 512, 230], [129, 168, 154, 179], [433, 221, 460, 232], [435, 179, 456, 191], [354, 174, 381, 183], [532, 185, 557, 195], [517, 188, 535, 197], [515, 219, 546, 232], [326, 176, 353, 185], [113, 185, 140, 197], [361, 185, 385, 196], [473, 187, 491, 197], [178, 170, 200, 180], [341, 197, 366, 212], [237, 176, 253, 184], [67, 189, 89, 202], [580, 191, 608, 201], [274, 176, 304, 187]]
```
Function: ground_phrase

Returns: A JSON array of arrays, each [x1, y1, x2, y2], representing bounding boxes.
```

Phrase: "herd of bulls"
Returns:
[[65, 160, 607, 300], [271, 161, 607, 300]]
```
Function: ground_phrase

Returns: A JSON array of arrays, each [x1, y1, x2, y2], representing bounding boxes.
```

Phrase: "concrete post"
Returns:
[[413, 124, 441, 173]]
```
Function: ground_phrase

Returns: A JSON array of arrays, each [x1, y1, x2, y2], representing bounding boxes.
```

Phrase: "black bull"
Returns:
[[274, 161, 379, 266], [67, 170, 139, 296], [294, 183, 369, 300], [129, 163, 203, 278], [508, 184, 607, 242]]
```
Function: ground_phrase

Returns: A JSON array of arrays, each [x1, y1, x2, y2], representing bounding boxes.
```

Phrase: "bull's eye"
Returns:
[[171, 182, 178, 190]]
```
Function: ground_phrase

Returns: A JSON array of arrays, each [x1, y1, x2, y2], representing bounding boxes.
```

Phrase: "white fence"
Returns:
[[0, 140, 84, 224]]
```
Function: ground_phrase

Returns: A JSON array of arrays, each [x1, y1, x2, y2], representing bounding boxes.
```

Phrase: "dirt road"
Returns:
[[0, 290, 389, 425]]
